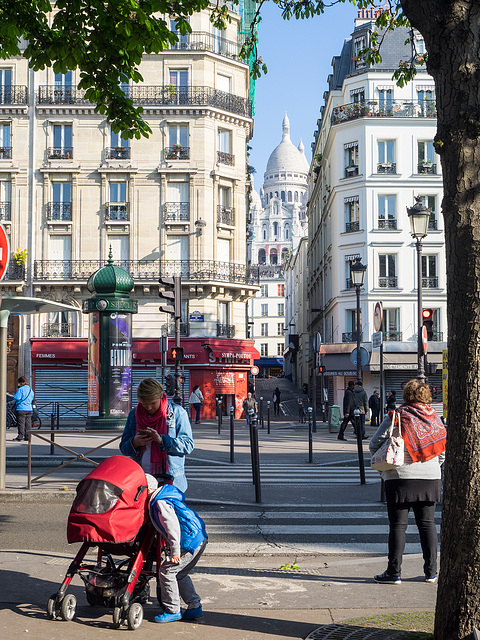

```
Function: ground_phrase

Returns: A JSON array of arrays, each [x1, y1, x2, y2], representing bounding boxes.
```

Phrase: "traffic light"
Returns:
[[319, 365, 325, 374], [422, 309, 434, 341], [165, 374, 175, 395], [159, 275, 181, 317], [171, 346, 184, 361]]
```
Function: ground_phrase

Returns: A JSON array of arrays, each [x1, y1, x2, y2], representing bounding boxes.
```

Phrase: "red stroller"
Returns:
[[47, 456, 161, 630]]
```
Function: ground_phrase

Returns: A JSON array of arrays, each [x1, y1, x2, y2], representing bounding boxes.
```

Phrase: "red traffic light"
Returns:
[[171, 346, 184, 360], [422, 309, 433, 320]]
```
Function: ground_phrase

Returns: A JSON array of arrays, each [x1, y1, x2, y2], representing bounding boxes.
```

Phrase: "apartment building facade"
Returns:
[[0, 2, 259, 418]]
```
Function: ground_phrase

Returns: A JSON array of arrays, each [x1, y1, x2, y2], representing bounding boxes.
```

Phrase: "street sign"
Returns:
[[372, 331, 383, 348], [350, 347, 370, 367], [422, 325, 428, 355], [313, 332, 322, 351], [0, 223, 9, 282], [373, 302, 383, 332], [251, 365, 259, 376]]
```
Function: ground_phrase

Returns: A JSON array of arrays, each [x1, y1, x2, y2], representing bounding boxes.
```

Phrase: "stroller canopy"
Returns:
[[67, 456, 149, 544]]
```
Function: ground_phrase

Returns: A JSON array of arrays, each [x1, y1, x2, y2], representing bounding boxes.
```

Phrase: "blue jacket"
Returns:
[[119, 401, 194, 492], [149, 484, 207, 555], [13, 385, 34, 411]]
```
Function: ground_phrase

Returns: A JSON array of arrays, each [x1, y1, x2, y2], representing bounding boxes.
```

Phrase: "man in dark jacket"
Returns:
[[354, 380, 369, 439], [369, 390, 380, 426], [338, 381, 356, 441]]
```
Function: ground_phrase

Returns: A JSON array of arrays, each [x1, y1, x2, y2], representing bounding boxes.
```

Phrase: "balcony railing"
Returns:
[[3, 261, 25, 280], [259, 264, 284, 278], [345, 278, 354, 289], [430, 331, 444, 342], [423, 276, 439, 288], [342, 331, 363, 343], [377, 218, 397, 230], [161, 322, 190, 337], [0, 147, 12, 159], [169, 31, 241, 60], [46, 202, 72, 221], [383, 331, 403, 341], [47, 147, 73, 160], [0, 85, 28, 105], [344, 165, 359, 178], [105, 203, 129, 221], [345, 221, 360, 233], [217, 323, 235, 338], [377, 162, 397, 174], [42, 322, 75, 337], [0, 202, 11, 221], [165, 146, 189, 160], [428, 218, 438, 231], [331, 99, 437, 125], [33, 259, 260, 285], [217, 150, 235, 166], [105, 146, 130, 160], [217, 205, 235, 225], [378, 276, 398, 288], [39, 85, 252, 117], [417, 163, 437, 174], [163, 202, 190, 221]]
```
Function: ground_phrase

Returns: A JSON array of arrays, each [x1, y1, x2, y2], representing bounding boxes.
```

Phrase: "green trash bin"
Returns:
[[328, 405, 341, 433]]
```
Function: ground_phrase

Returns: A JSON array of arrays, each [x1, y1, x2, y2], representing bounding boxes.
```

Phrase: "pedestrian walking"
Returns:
[[297, 398, 306, 423], [146, 475, 207, 623], [369, 390, 380, 427], [188, 384, 204, 424], [120, 378, 194, 492], [11, 376, 34, 441], [353, 380, 369, 439], [386, 390, 397, 412], [370, 379, 446, 584], [338, 381, 356, 441], [273, 386, 281, 416], [242, 392, 258, 425]]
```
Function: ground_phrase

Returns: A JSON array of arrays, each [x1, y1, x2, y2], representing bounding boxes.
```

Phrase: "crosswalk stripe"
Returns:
[[204, 524, 440, 534], [186, 465, 380, 484], [200, 510, 440, 520]]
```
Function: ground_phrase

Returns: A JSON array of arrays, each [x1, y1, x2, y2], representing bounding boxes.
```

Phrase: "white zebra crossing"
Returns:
[[186, 464, 381, 484]]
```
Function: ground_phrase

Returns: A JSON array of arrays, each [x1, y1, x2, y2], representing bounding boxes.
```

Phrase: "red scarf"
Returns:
[[393, 403, 446, 462], [135, 394, 169, 476]]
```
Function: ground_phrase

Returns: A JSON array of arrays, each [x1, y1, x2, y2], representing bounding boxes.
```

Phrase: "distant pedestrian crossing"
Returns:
[[186, 464, 380, 485], [197, 504, 442, 556]]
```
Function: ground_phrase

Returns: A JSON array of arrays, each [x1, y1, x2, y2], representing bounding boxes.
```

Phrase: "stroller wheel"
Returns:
[[113, 606, 124, 629], [60, 594, 77, 621], [127, 602, 143, 630], [47, 593, 60, 620]]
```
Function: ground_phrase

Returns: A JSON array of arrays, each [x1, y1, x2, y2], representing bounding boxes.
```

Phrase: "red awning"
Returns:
[[203, 339, 260, 362], [31, 338, 88, 360]]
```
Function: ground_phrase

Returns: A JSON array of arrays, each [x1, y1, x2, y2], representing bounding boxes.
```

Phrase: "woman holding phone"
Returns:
[[120, 378, 194, 492]]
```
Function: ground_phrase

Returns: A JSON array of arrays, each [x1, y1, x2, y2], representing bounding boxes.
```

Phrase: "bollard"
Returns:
[[250, 410, 262, 503], [267, 401, 271, 435], [50, 411, 55, 455], [308, 406, 313, 463], [248, 408, 255, 482], [354, 409, 366, 484], [259, 397, 264, 429], [229, 406, 235, 464], [217, 399, 222, 435], [56, 401, 60, 430], [312, 403, 317, 433]]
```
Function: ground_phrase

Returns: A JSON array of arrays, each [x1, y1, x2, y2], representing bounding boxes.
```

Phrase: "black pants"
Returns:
[[17, 411, 32, 439], [370, 408, 379, 426], [338, 414, 355, 438], [386, 500, 438, 577]]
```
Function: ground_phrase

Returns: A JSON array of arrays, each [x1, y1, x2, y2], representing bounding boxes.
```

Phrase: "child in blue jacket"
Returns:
[[146, 475, 207, 623]]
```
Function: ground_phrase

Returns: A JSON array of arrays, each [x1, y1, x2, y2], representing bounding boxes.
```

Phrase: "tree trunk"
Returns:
[[401, 1, 480, 638]]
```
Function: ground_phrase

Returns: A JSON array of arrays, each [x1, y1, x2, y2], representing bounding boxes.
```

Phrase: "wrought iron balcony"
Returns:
[[345, 278, 354, 289], [0, 85, 28, 104], [0, 202, 11, 221], [331, 99, 437, 125], [47, 147, 73, 160], [165, 146, 189, 160], [217, 323, 235, 338], [377, 162, 397, 174], [344, 165, 359, 178], [217, 205, 235, 225], [430, 331, 444, 342], [259, 264, 284, 278], [163, 202, 190, 221], [42, 322, 75, 337], [46, 202, 72, 221], [383, 330, 403, 341], [345, 221, 360, 233], [417, 163, 437, 174], [422, 276, 439, 288], [161, 322, 190, 337], [105, 203, 129, 221], [33, 259, 260, 285], [3, 261, 25, 280], [169, 31, 241, 60], [428, 218, 438, 230], [342, 331, 363, 343], [378, 276, 398, 288], [0, 147, 12, 159], [377, 218, 397, 230], [105, 146, 130, 160], [38, 85, 252, 117], [217, 150, 235, 166]]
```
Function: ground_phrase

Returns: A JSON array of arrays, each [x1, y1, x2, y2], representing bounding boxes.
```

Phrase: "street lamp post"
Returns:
[[407, 196, 431, 382], [350, 258, 367, 382]]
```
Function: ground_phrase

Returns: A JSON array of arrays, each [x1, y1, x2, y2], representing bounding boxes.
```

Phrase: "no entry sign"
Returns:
[[0, 223, 9, 282]]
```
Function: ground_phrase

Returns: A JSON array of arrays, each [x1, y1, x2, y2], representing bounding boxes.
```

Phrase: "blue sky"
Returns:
[[249, 2, 358, 184]]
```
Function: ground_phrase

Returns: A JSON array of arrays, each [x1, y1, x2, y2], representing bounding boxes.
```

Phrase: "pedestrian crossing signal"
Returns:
[[171, 346, 184, 361], [165, 374, 175, 395]]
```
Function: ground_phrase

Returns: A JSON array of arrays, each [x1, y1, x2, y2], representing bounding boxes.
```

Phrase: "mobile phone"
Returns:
[[138, 429, 150, 435]]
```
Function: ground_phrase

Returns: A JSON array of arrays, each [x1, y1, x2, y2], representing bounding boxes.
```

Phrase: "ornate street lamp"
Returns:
[[407, 196, 431, 382], [350, 257, 367, 382]]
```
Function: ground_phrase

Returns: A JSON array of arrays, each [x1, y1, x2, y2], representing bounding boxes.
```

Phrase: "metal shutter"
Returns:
[[33, 369, 88, 420]]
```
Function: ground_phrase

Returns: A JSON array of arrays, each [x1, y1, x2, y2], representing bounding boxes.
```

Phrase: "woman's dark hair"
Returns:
[[403, 379, 432, 404], [18, 376, 28, 385], [193, 384, 199, 392]]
